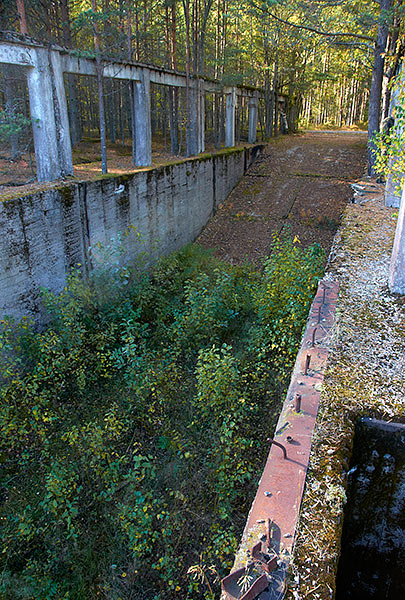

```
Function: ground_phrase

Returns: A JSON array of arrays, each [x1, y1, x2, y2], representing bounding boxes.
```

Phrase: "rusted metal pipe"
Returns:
[[294, 393, 302, 412], [267, 437, 287, 460]]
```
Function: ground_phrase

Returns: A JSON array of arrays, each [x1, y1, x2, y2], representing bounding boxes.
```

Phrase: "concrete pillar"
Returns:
[[225, 87, 236, 148], [133, 69, 152, 167], [389, 185, 405, 294], [198, 80, 205, 154], [49, 49, 74, 176], [26, 47, 73, 181], [385, 160, 403, 208], [248, 91, 258, 144]]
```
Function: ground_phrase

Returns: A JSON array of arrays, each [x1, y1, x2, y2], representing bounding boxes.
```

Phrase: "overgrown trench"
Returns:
[[197, 131, 367, 264]]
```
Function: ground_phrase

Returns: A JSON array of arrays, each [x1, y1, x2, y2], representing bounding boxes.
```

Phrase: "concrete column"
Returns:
[[385, 160, 403, 208], [389, 186, 405, 294], [49, 49, 73, 176], [248, 91, 258, 143], [225, 87, 237, 147], [133, 69, 152, 167], [198, 80, 205, 154], [26, 47, 73, 181]]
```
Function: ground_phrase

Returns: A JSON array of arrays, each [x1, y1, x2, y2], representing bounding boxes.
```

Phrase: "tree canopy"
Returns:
[[1, 0, 403, 133]]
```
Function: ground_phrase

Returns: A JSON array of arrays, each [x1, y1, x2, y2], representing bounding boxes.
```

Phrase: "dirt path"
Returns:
[[197, 131, 367, 263]]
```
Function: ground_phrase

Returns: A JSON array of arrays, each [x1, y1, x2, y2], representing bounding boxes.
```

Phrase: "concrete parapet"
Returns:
[[0, 145, 264, 323]]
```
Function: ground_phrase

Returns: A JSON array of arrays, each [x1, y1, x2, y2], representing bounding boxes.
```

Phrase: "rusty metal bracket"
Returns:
[[221, 524, 278, 600]]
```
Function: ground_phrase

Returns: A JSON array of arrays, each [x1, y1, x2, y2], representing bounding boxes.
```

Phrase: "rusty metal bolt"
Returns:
[[311, 327, 317, 348], [304, 354, 311, 375]]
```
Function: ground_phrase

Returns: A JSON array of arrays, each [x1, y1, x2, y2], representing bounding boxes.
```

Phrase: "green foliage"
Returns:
[[372, 75, 405, 192], [0, 107, 33, 144], [0, 238, 324, 599]]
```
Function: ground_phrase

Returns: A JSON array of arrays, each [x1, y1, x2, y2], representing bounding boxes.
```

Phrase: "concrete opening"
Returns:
[[0, 63, 35, 179], [335, 418, 405, 600]]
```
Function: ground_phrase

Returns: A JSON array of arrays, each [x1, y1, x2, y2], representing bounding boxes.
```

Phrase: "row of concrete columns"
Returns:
[[0, 36, 260, 182], [31, 64, 258, 177]]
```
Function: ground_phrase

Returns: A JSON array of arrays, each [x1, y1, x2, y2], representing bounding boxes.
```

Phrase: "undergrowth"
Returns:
[[0, 234, 324, 600]]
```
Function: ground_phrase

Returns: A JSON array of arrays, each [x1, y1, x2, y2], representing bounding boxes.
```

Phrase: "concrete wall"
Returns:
[[0, 145, 264, 323]]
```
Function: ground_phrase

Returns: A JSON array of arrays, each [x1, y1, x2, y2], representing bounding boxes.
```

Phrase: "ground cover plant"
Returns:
[[0, 235, 324, 600]]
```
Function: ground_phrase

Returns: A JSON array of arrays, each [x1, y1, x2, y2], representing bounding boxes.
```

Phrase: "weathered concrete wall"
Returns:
[[0, 145, 264, 323]]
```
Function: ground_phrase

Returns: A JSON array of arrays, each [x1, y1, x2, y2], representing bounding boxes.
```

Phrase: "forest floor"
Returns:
[[197, 130, 367, 262]]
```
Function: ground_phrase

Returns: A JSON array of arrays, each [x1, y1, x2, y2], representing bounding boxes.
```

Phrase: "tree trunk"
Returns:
[[107, 79, 116, 144], [273, 51, 279, 136], [60, 0, 82, 145], [92, 0, 108, 174], [382, 17, 401, 121], [182, 0, 193, 156], [16, 0, 28, 34], [368, 0, 393, 175], [4, 65, 20, 160], [263, 24, 273, 138], [126, 0, 137, 164]]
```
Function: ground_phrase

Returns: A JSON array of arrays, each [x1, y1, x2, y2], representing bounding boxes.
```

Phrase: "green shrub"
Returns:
[[0, 238, 324, 599]]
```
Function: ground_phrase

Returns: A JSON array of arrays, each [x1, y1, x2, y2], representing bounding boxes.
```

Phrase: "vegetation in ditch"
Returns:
[[0, 234, 324, 600]]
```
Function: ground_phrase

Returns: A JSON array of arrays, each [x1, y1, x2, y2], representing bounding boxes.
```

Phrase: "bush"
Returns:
[[0, 237, 324, 599]]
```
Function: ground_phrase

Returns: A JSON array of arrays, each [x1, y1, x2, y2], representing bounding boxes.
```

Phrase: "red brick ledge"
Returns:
[[222, 279, 339, 600]]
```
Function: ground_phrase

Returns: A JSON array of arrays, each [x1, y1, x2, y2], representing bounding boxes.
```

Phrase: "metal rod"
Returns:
[[304, 354, 311, 375], [311, 327, 317, 347], [267, 438, 287, 460], [295, 393, 302, 412]]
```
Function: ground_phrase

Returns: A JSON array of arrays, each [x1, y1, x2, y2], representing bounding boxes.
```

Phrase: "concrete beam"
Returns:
[[133, 69, 152, 167], [1, 37, 266, 98], [61, 53, 192, 89], [248, 91, 258, 144], [225, 88, 236, 148], [389, 186, 405, 294], [0, 40, 35, 67]]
